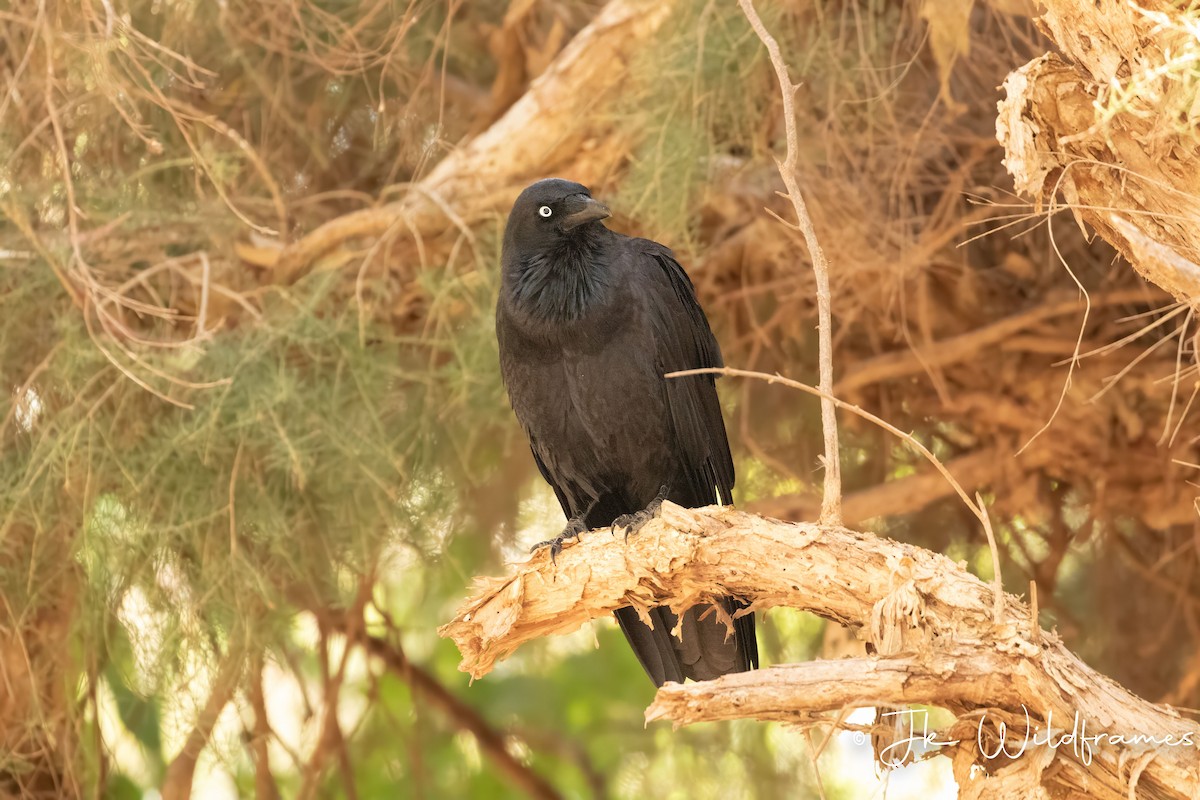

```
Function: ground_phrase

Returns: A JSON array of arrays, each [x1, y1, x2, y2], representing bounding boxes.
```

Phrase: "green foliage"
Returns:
[[615, 2, 775, 251], [102, 774, 144, 800], [105, 664, 164, 771]]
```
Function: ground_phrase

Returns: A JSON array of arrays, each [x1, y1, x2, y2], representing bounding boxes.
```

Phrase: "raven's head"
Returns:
[[499, 179, 614, 323], [502, 178, 611, 261]]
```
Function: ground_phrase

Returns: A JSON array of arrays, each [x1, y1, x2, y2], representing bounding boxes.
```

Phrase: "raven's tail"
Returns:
[[614, 598, 757, 687]]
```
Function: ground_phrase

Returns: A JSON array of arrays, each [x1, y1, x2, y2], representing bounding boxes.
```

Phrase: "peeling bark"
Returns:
[[997, 0, 1200, 306], [439, 502, 1200, 799]]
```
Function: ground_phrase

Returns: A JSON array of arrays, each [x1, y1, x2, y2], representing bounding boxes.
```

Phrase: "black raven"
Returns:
[[495, 177, 758, 687]]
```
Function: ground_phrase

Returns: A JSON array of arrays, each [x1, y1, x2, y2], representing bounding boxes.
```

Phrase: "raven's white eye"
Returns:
[[538, 206, 553, 218]]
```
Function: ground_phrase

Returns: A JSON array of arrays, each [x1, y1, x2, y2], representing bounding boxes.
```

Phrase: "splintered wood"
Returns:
[[439, 503, 1200, 799], [996, 0, 1200, 306], [439, 502, 1006, 679]]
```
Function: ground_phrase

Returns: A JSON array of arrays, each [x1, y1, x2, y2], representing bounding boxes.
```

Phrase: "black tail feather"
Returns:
[[588, 489, 757, 688], [614, 606, 686, 687], [614, 600, 757, 688]]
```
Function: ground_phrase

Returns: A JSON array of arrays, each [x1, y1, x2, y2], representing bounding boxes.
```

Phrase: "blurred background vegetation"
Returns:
[[1, 0, 1196, 797]]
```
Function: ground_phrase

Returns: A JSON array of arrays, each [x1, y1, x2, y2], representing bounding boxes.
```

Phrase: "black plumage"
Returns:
[[495, 178, 758, 687]]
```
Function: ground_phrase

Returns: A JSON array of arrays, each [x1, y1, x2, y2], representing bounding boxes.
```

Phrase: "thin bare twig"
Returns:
[[750, 446, 1034, 524], [669, 366, 1006, 623], [738, 0, 842, 524], [670, 369, 982, 518]]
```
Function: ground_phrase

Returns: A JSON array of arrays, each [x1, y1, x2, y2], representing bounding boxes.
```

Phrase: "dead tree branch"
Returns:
[[646, 650, 1196, 800], [834, 288, 1158, 395], [997, 0, 1200, 308], [273, 0, 678, 283], [439, 503, 1020, 681], [738, 0, 842, 524], [439, 503, 1200, 799], [647, 648, 1032, 725]]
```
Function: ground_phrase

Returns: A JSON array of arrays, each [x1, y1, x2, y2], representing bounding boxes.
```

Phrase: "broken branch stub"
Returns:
[[996, 1, 1200, 306]]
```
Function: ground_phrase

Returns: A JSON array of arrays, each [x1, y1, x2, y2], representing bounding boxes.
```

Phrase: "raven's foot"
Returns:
[[610, 485, 668, 541], [530, 516, 587, 565]]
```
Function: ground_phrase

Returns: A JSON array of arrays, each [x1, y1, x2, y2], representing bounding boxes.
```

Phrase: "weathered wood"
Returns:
[[439, 502, 1200, 799], [997, 0, 1200, 307]]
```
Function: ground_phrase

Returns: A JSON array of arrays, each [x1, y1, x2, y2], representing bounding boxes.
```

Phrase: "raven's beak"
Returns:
[[560, 196, 611, 231]]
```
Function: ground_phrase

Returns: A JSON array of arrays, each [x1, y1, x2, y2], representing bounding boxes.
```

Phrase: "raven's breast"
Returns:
[[499, 298, 677, 516]]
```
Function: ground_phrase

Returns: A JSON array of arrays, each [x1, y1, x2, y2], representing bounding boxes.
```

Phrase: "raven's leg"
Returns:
[[610, 485, 668, 540], [529, 516, 588, 564]]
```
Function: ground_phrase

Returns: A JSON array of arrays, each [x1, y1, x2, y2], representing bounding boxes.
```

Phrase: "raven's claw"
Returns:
[[610, 485, 668, 541], [531, 517, 587, 565]]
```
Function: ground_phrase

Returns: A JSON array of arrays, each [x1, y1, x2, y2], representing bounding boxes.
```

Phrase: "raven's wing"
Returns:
[[641, 243, 735, 505], [613, 606, 687, 687], [529, 444, 573, 517], [625, 242, 757, 683]]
